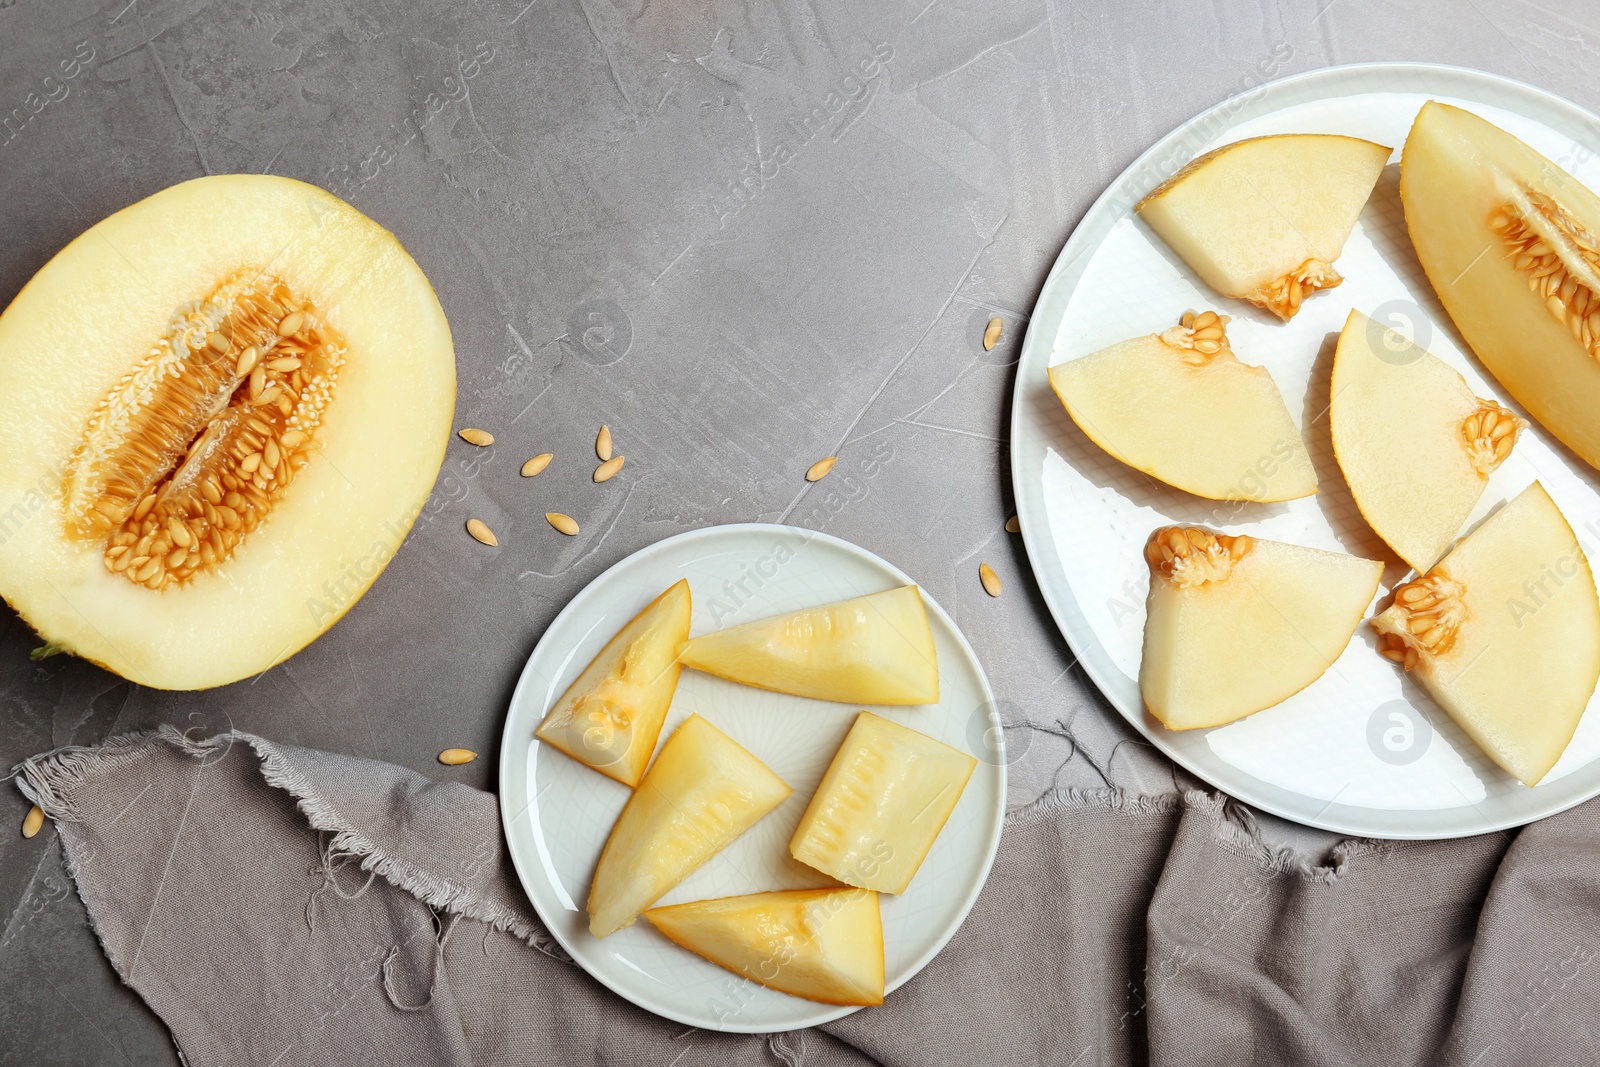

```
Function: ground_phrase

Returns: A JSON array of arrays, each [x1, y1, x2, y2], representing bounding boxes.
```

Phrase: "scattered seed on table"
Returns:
[[596, 425, 613, 462], [547, 512, 579, 536], [1005, 515, 1020, 534], [983, 317, 1004, 351], [438, 749, 477, 766], [21, 805, 43, 839], [466, 518, 498, 546], [594, 456, 625, 482], [806, 456, 838, 482], [459, 428, 494, 446], [979, 562, 1003, 597], [521, 453, 553, 477]]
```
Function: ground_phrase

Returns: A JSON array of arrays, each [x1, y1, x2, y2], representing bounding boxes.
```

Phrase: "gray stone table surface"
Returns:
[[2, 0, 1599, 1062]]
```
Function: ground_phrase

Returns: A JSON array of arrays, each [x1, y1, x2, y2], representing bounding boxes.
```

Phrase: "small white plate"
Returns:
[[1011, 63, 1600, 839], [499, 523, 1005, 1032]]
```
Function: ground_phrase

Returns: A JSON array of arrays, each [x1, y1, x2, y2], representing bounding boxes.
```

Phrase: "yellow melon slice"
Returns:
[[789, 711, 976, 895], [678, 586, 939, 705], [1403, 102, 1600, 472], [588, 714, 791, 938], [1137, 134, 1391, 319], [1141, 526, 1382, 729], [1371, 483, 1600, 785], [1048, 310, 1316, 501], [0, 175, 454, 689], [535, 579, 691, 787], [646, 888, 884, 1006], [1331, 309, 1526, 571]]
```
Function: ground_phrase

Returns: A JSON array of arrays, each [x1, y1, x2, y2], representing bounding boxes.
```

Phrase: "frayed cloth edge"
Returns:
[[13, 727, 569, 962], [1007, 785, 1394, 885]]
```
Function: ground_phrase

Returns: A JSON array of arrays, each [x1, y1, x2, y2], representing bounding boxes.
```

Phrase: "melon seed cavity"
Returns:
[[65, 273, 345, 591]]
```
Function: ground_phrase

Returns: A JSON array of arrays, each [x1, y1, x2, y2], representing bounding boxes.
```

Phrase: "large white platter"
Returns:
[[499, 523, 1005, 1031], [1011, 63, 1600, 839]]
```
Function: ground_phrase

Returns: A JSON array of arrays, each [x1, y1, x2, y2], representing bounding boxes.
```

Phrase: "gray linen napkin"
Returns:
[[13, 726, 1600, 1066]]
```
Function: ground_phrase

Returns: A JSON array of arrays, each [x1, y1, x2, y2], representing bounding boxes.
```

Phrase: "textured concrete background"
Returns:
[[2, 0, 1598, 1061]]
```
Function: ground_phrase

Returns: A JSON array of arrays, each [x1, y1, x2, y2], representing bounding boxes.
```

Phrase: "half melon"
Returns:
[[1402, 102, 1600, 471], [0, 175, 455, 688]]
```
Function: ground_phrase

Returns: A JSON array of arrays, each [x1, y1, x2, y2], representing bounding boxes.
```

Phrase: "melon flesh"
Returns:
[[1402, 101, 1600, 472], [678, 586, 939, 705], [1141, 527, 1382, 729], [1137, 134, 1391, 320], [645, 888, 884, 1006], [588, 714, 791, 938], [789, 711, 976, 895], [535, 580, 691, 787], [1331, 309, 1525, 572], [1048, 310, 1316, 501], [0, 175, 454, 689], [1371, 483, 1600, 786]]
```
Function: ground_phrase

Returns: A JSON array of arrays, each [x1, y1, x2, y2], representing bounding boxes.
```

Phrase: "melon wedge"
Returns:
[[0, 175, 454, 689], [1048, 310, 1316, 501], [645, 888, 884, 1006], [535, 579, 691, 787], [1331, 309, 1526, 571], [1141, 526, 1382, 729], [678, 586, 939, 705], [1137, 134, 1391, 319], [588, 714, 791, 938], [1402, 102, 1600, 472], [1371, 483, 1600, 786], [789, 711, 976, 894]]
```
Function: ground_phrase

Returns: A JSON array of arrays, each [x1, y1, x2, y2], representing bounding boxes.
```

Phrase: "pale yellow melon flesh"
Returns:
[[0, 175, 455, 689], [678, 586, 939, 705], [1402, 101, 1600, 472], [1141, 527, 1382, 729], [587, 714, 791, 938], [535, 579, 691, 787], [646, 888, 884, 1006], [789, 711, 976, 895], [1371, 483, 1600, 786], [1331, 309, 1526, 571], [1138, 134, 1391, 319], [1048, 311, 1316, 501]]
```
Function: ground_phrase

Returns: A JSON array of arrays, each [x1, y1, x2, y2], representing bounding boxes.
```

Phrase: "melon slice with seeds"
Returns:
[[1137, 134, 1391, 319], [535, 579, 691, 787], [1141, 526, 1382, 729], [1370, 483, 1600, 786], [1048, 310, 1316, 501], [646, 888, 884, 1006], [1403, 102, 1600, 473], [1331, 309, 1526, 572]]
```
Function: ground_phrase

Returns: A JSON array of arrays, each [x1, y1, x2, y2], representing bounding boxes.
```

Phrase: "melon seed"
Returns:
[[1005, 515, 1020, 534], [594, 456, 625, 482], [596, 425, 613, 462], [979, 562, 1003, 597], [438, 748, 477, 765], [806, 456, 838, 482], [982, 316, 1003, 351], [459, 428, 494, 447], [521, 453, 553, 477], [546, 512, 579, 536], [466, 518, 497, 546], [21, 805, 44, 839]]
